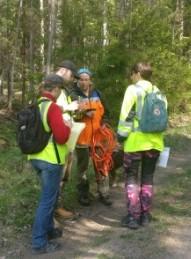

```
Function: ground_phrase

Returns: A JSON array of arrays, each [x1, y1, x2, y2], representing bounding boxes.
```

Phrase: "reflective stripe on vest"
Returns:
[[117, 120, 134, 137], [38, 98, 52, 132]]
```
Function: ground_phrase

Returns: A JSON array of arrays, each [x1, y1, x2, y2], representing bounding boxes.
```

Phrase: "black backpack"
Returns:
[[17, 99, 51, 154]]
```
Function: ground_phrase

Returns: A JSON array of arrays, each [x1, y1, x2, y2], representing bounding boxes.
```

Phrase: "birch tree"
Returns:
[[40, 0, 45, 70], [173, 0, 184, 43]]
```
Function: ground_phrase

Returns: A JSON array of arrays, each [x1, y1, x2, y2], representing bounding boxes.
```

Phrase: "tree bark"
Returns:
[[40, 0, 45, 70], [21, 2, 26, 105], [102, 0, 108, 47], [173, 0, 184, 43], [46, 0, 57, 75], [28, 0, 34, 95], [0, 72, 4, 96], [8, 0, 23, 110]]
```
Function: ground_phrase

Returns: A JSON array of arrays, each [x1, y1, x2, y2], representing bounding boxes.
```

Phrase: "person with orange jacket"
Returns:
[[71, 68, 112, 206]]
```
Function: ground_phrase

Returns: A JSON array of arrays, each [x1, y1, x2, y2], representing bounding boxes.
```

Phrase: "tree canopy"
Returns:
[[0, 0, 190, 121]]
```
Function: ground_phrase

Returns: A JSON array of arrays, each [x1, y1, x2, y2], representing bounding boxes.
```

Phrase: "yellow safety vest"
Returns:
[[117, 80, 165, 153], [28, 98, 68, 164]]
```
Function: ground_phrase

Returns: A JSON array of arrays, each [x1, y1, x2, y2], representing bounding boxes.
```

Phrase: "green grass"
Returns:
[[0, 120, 40, 231], [155, 168, 191, 218], [164, 124, 191, 151]]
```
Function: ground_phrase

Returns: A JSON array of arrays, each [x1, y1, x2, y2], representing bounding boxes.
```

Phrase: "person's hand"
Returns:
[[66, 101, 79, 111], [86, 110, 95, 118], [59, 106, 64, 113], [78, 102, 86, 111], [64, 119, 73, 128], [116, 141, 122, 149]]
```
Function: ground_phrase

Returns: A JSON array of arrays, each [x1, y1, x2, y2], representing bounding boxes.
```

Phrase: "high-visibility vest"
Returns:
[[28, 97, 68, 165], [56, 89, 72, 121], [117, 80, 164, 153]]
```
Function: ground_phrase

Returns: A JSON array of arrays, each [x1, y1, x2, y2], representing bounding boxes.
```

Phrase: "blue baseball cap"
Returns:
[[78, 68, 92, 77]]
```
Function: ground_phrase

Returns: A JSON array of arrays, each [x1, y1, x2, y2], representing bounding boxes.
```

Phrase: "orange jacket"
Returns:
[[76, 89, 104, 146]]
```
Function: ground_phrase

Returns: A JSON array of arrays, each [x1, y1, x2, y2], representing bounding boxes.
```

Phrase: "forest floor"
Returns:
[[1, 149, 191, 259]]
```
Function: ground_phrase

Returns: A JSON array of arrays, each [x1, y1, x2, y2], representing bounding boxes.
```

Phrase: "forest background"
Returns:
[[0, 0, 191, 120], [1, 1, 191, 257]]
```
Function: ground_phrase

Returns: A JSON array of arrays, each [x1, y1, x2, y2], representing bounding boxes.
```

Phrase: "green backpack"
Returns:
[[135, 85, 168, 133]]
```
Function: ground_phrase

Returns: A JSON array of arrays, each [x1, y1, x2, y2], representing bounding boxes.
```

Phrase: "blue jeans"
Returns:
[[31, 159, 63, 249]]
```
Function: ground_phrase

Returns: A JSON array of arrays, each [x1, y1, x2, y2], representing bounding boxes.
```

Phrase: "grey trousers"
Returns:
[[76, 146, 110, 197]]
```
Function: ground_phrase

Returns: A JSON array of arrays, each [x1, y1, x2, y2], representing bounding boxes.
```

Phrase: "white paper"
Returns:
[[66, 122, 85, 151], [157, 147, 170, 168]]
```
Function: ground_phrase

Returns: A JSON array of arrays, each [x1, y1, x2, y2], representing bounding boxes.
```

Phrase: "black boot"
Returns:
[[121, 214, 140, 229], [99, 195, 112, 206], [78, 195, 90, 206], [77, 180, 90, 206], [140, 212, 152, 226]]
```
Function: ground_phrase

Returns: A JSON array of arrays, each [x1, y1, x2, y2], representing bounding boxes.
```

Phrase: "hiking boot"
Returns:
[[77, 181, 90, 206], [32, 241, 61, 255], [140, 213, 152, 226], [78, 195, 91, 206], [99, 195, 112, 206], [55, 208, 74, 219], [48, 228, 63, 240], [121, 215, 139, 230]]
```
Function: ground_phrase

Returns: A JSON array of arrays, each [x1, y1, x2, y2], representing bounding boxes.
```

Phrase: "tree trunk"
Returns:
[[8, 0, 23, 111], [102, 0, 108, 47], [179, 0, 184, 41], [21, 34, 26, 105], [128, 0, 133, 48], [28, 0, 34, 96], [40, 0, 45, 70], [115, 0, 128, 21], [0, 71, 4, 96], [173, 0, 184, 43], [46, 0, 57, 75]]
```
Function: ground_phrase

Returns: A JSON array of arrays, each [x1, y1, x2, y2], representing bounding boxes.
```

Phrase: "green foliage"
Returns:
[[95, 1, 191, 124], [0, 119, 39, 230], [152, 52, 191, 113], [57, 0, 107, 67], [1, 0, 191, 117]]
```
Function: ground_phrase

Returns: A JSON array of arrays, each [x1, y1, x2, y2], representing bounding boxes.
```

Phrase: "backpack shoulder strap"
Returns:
[[94, 89, 101, 98], [38, 98, 52, 132], [134, 84, 145, 120], [134, 83, 155, 120]]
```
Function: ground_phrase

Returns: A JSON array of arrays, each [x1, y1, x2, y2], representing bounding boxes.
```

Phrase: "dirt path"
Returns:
[[1, 151, 191, 259]]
